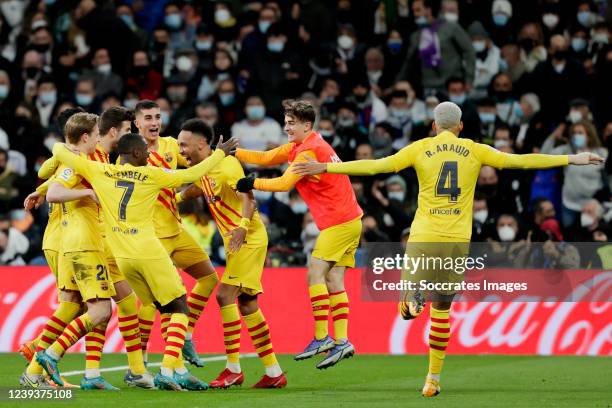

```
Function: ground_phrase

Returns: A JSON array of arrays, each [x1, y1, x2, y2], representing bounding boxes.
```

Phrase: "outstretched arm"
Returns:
[[235, 143, 293, 166], [237, 151, 315, 192], [52, 144, 97, 179], [292, 142, 421, 176], [473, 143, 603, 169], [46, 182, 98, 204]]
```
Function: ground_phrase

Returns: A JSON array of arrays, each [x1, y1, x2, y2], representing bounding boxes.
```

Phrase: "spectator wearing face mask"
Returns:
[[500, 43, 527, 84], [369, 122, 395, 159], [445, 77, 480, 139], [515, 93, 546, 153], [248, 23, 304, 121], [396, 0, 475, 95], [164, 77, 194, 134], [317, 117, 352, 161], [383, 29, 408, 79], [571, 198, 610, 242], [541, 120, 607, 227], [487, 214, 526, 266], [516, 22, 547, 74], [386, 90, 426, 148], [0, 213, 29, 266], [126, 50, 163, 101], [240, 6, 280, 68], [163, 3, 197, 51], [476, 97, 499, 142], [335, 102, 369, 151], [82, 48, 123, 97], [515, 218, 580, 269], [490, 72, 522, 128], [368, 176, 412, 241], [231, 95, 283, 152], [468, 22, 501, 100], [477, 165, 519, 215], [531, 34, 588, 127], [211, 2, 239, 42], [33, 75, 59, 129], [348, 74, 388, 131], [488, 0, 515, 46], [472, 192, 495, 241]]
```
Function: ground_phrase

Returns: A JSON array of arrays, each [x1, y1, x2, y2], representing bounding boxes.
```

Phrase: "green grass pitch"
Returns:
[[0, 353, 610, 407]]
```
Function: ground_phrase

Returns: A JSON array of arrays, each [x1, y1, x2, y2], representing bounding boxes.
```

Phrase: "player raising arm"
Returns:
[[292, 102, 603, 397], [234, 100, 362, 370], [37, 133, 237, 391]]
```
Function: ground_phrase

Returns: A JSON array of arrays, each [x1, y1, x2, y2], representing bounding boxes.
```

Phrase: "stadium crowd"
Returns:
[[0, 0, 610, 266]]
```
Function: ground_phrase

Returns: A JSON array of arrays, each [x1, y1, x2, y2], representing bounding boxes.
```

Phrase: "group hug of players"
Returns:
[[17, 98, 601, 396]]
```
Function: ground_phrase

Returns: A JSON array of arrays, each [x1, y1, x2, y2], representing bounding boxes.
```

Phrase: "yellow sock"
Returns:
[[160, 313, 188, 370], [138, 303, 156, 356], [27, 301, 81, 375], [187, 273, 217, 333], [85, 325, 106, 373], [49, 313, 94, 359], [116, 293, 146, 375], [158, 312, 186, 371], [329, 290, 349, 342], [244, 308, 277, 367], [309, 284, 329, 340], [220, 304, 241, 364], [428, 306, 451, 376]]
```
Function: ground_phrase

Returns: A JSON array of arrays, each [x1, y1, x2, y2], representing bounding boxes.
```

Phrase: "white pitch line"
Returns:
[[62, 353, 258, 377]]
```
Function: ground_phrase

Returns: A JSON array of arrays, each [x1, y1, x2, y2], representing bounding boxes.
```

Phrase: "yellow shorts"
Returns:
[[116, 257, 186, 307], [103, 240, 126, 284], [44, 249, 59, 280], [312, 216, 362, 268], [60, 251, 115, 301], [160, 229, 210, 270], [405, 235, 471, 296], [223, 246, 267, 296]]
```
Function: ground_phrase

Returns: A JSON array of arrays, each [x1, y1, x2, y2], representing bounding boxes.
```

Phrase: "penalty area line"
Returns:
[[62, 353, 258, 377]]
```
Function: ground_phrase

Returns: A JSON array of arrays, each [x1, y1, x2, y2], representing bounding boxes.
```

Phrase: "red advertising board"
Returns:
[[0, 267, 609, 355]]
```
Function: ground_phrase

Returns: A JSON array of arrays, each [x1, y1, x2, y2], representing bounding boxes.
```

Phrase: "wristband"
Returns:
[[238, 217, 251, 230]]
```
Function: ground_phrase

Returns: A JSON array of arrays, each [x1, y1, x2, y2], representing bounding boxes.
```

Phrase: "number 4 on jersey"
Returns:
[[436, 161, 461, 202]]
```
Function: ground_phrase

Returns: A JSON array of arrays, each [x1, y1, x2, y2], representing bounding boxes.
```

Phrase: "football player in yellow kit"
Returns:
[[293, 102, 603, 397], [177, 119, 287, 389], [132, 100, 218, 367], [39, 132, 236, 390]]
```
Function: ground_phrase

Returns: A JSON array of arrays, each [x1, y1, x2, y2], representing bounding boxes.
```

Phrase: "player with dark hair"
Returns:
[[235, 99, 363, 369], [177, 118, 287, 388]]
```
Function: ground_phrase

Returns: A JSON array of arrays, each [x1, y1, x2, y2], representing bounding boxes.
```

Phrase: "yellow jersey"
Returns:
[[52, 144, 226, 259], [327, 131, 569, 240], [196, 156, 267, 248], [52, 163, 104, 253], [146, 137, 189, 238]]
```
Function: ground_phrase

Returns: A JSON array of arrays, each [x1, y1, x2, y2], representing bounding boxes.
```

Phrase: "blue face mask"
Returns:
[[45, 0, 57, 5], [161, 111, 170, 126], [571, 37, 587, 52], [573, 133, 587, 148], [0, 84, 8, 99], [246, 105, 265, 120], [40, 90, 57, 105], [577, 11, 592, 27], [219, 92, 235, 106], [195, 40, 213, 51], [415, 16, 429, 27], [499, 58, 509, 71], [493, 13, 509, 26], [75, 93, 93, 106], [267, 41, 284, 53], [387, 39, 403, 53], [449, 93, 466, 105], [119, 14, 134, 27], [479, 112, 496, 124], [258, 21, 271, 34], [165, 14, 182, 30]]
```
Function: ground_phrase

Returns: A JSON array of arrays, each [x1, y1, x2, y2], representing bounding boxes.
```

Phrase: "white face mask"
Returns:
[[580, 213, 595, 227], [176, 56, 193, 72], [473, 209, 488, 224], [542, 13, 559, 29], [290, 201, 308, 214], [494, 139, 510, 149], [568, 110, 583, 123], [388, 191, 405, 202], [443, 12, 459, 23], [214, 8, 231, 24], [498, 225, 516, 242], [338, 35, 354, 50], [97, 63, 112, 74]]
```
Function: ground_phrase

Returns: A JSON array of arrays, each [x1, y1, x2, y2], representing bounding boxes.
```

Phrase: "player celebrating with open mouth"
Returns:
[[292, 101, 604, 397], [177, 118, 286, 388], [235, 100, 362, 369]]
